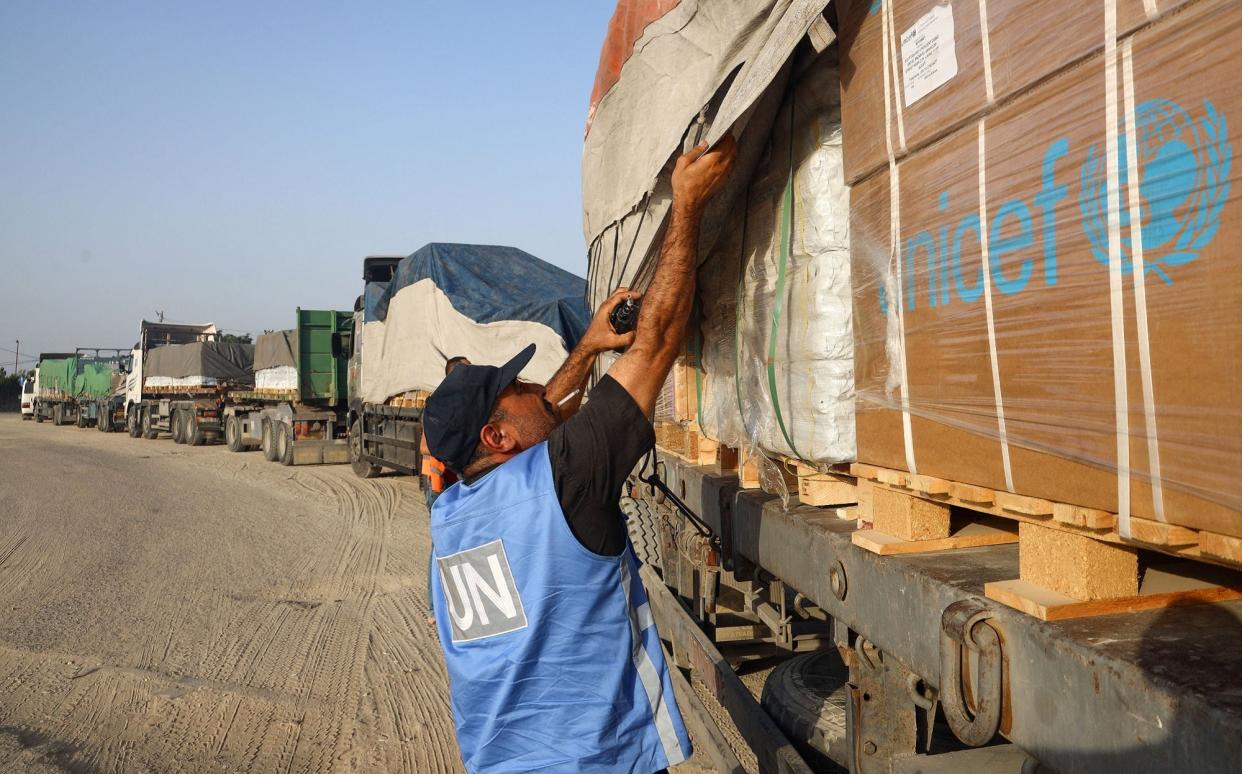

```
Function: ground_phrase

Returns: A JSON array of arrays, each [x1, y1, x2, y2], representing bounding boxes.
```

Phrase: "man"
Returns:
[[423, 136, 736, 773], [421, 355, 471, 625]]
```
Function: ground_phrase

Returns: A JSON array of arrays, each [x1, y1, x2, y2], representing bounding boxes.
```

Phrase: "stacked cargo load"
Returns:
[[362, 242, 588, 404], [349, 244, 588, 478], [842, 0, 1242, 592], [587, 0, 1242, 608], [224, 310, 353, 465], [583, 0, 854, 494], [253, 330, 297, 392], [34, 352, 129, 426], [142, 341, 253, 390]]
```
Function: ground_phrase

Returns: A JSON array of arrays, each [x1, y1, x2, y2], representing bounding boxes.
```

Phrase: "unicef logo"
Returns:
[[1080, 99, 1231, 284]]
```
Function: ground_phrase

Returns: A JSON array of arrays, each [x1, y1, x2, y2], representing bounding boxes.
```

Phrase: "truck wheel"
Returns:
[[760, 651, 851, 771], [35, 407, 44, 424], [172, 410, 186, 443], [350, 418, 381, 479], [127, 410, 140, 437], [187, 412, 206, 446], [277, 422, 294, 466], [141, 407, 158, 439], [75, 409, 87, 428], [225, 415, 245, 452], [261, 420, 277, 461], [97, 404, 108, 432], [53, 404, 63, 426]]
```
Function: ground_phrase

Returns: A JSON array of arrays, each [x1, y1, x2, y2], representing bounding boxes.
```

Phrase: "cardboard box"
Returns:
[[851, 0, 1242, 537], [838, 0, 1190, 185]]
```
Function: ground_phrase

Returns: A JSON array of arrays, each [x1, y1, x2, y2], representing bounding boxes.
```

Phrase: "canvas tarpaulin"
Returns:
[[255, 330, 297, 391], [255, 330, 295, 370], [361, 243, 589, 404], [583, 0, 833, 309], [36, 356, 123, 399], [144, 342, 254, 387], [584, 0, 853, 465]]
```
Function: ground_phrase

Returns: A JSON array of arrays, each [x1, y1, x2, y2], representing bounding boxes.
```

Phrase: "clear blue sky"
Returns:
[[0, 1, 615, 369]]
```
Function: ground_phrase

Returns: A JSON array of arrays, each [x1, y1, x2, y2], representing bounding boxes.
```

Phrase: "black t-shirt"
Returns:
[[546, 375, 654, 556]]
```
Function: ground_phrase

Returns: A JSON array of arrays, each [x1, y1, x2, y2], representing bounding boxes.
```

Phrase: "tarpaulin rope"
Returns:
[[765, 95, 802, 459]]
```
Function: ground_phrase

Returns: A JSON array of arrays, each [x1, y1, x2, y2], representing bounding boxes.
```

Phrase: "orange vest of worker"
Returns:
[[421, 454, 455, 493]]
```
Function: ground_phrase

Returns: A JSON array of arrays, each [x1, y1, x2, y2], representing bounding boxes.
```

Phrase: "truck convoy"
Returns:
[[581, 1, 1242, 773]]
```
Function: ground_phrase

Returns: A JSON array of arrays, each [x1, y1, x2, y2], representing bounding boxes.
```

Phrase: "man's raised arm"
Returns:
[[608, 136, 737, 415]]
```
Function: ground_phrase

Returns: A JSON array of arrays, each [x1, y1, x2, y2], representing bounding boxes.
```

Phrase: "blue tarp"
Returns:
[[374, 243, 589, 349], [363, 281, 388, 323]]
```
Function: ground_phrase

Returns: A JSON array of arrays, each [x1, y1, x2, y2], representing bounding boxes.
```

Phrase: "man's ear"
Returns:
[[479, 422, 515, 454]]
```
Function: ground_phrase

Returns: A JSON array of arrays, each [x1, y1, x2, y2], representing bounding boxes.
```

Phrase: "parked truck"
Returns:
[[347, 245, 589, 479], [124, 320, 254, 445], [582, 2, 1242, 773], [221, 309, 353, 465], [32, 349, 129, 427]]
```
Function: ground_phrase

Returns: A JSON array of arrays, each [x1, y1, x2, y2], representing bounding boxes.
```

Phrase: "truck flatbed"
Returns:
[[642, 451, 1242, 773]]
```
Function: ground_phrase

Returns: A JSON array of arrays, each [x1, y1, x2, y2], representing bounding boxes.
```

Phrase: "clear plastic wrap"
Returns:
[[696, 52, 855, 467], [847, 0, 1242, 538]]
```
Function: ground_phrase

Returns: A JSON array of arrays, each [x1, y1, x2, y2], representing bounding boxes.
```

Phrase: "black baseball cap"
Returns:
[[423, 343, 536, 474]]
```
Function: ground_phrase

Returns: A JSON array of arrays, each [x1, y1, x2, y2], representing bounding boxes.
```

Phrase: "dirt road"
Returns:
[[0, 413, 462, 773]]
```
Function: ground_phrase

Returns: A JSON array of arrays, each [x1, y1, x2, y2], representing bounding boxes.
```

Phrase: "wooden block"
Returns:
[[672, 360, 699, 423], [849, 462, 883, 480], [1199, 531, 1242, 566], [995, 491, 1054, 517], [713, 444, 739, 472], [908, 474, 950, 496], [687, 428, 718, 465], [876, 468, 910, 488], [1052, 503, 1116, 530], [797, 474, 857, 507], [856, 478, 874, 527], [1127, 518, 1199, 548], [948, 481, 995, 505], [1019, 522, 1138, 600], [986, 565, 1242, 621], [852, 521, 1018, 556], [871, 487, 951, 541], [738, 448, 761, 489]]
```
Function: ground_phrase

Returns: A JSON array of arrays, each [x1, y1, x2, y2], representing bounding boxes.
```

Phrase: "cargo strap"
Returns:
[[765, 96, 803, 460]]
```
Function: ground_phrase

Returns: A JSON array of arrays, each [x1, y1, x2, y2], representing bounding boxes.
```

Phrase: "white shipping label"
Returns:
[[900, 4, 958, 107]]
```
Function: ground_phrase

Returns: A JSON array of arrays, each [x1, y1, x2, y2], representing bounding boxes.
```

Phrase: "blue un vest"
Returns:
[[430, 442, 692, 773]]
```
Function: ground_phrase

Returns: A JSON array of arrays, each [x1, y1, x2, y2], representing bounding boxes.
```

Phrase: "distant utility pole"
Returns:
[[156, 310, 165, 323], [13, 340, 17, 376]]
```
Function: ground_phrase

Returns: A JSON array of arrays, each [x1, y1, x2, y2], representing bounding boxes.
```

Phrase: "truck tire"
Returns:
[[141, 407, 159, 439], [261, 420, 277, 461], [187, 412, 206, 446], [277, 422, 294, 466], [127, 409, 140, 437], [97, 403, 109, 432], [76, 408, 87, 428], [350, 418, 381, 479], [622, 496, 664, 570], [760, 651, 851, 772], [225, 415, 245, 452], [53, 404, 63, 426], [35, 406, 44, 424], [172, 410, 186, 443]]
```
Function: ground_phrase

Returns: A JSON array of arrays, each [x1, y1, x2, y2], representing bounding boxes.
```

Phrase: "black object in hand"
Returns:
[[609, 296, 641, 335]]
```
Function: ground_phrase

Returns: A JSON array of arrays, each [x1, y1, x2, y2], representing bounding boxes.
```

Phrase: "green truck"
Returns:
[[221, 308, 353, 466], [34, 349, 130, 428]]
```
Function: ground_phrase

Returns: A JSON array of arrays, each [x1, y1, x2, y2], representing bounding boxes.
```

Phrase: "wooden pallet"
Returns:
[[387, 391, 428, 409], [142, 384, 230, 395], [850, 462, 1242, 620]]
